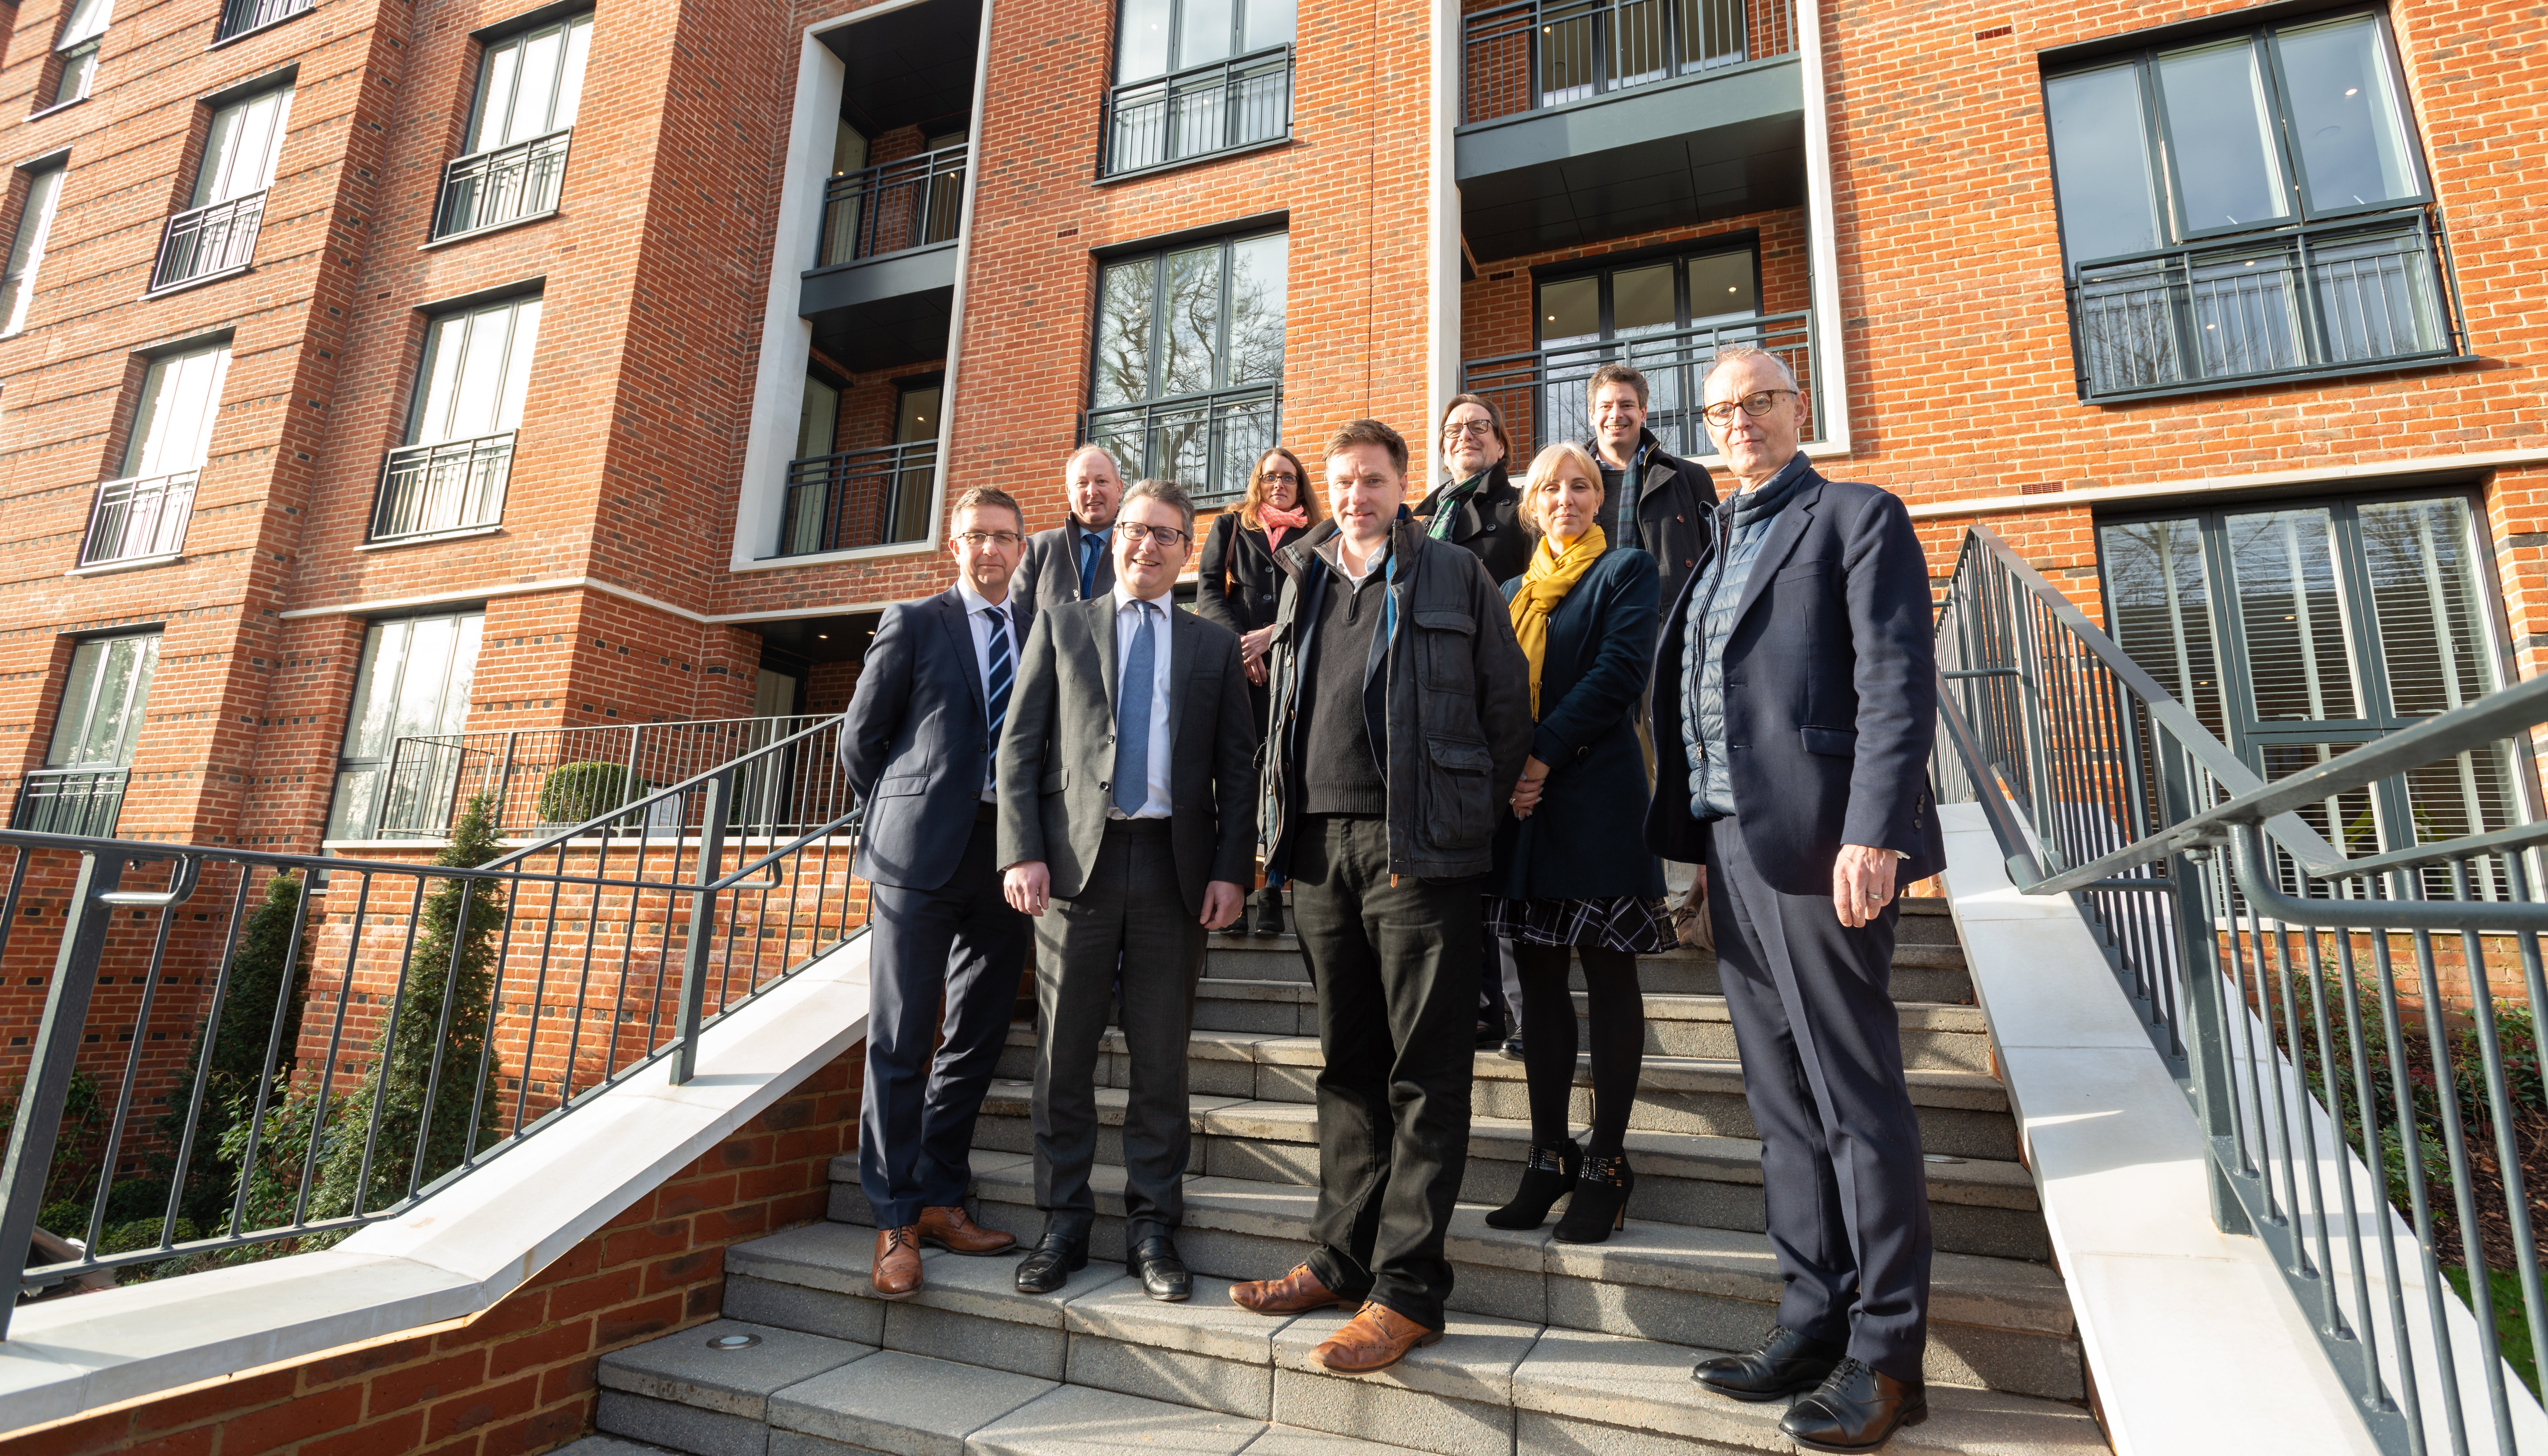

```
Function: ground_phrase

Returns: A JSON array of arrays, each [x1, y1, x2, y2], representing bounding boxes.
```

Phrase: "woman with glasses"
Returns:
[[1415, 394, 1529, 589], [1481, 441, 1666, 1245], [1196, 445, 1319, 936]]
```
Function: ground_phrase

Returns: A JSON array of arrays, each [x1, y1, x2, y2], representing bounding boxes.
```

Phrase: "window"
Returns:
[[151, 86, 290, 292], [1, 164, 66, 335], [326, 612, 484, 841], [81, 342, 230, 567], [1529, 245, 1759, 455], [777, 373, 936, 557], [371, 295, 542, 541], [47, 0, 111, 110], [435, 14, 591, 239], [1105, 0, 1293, 176], [2044, 10, 2455, 401], [15, 633, 158, 837], [216, 0, 314, 44], [1086, 230, 1284, 501]]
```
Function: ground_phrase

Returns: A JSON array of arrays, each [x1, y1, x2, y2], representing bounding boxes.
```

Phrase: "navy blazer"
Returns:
[[1489, 542, 1666, 902], [836, 587, 1017, 891], [1643, 464, 1946, 896]]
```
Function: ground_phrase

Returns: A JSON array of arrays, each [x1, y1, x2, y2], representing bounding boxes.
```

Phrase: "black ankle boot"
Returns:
[[1484, 1139, 1581, 1229], [1552, 1152, 1634, 1243], [1246, 887, 1285, 937]]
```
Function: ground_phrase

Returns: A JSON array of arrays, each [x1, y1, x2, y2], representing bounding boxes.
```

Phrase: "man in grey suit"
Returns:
[[1010, 444, 1125, 625], [997, 477, 1256, 1302]]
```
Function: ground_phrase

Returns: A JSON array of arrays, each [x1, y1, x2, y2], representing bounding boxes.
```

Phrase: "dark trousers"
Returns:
[[860, 815, 1030, 1228], [1706, 818, 1931, 1382], [1032, 819, 1205, 1244], [1292, 814, 1481, 1330]]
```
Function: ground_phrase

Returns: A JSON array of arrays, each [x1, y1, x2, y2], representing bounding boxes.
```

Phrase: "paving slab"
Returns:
[[599, 1320, 874, 1419], [969, 1383, 1268, 1456], [767, 1349, 1056, 1456]]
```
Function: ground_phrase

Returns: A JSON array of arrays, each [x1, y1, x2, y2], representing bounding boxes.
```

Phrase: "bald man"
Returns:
[[1012, 445, 1127, 628]]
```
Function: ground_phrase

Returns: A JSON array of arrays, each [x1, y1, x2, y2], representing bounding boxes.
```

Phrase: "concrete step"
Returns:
[[944, 1083, 2046, 1261], [993, 1026, 2020, 1162], [1204, 933, 1971, 1005]]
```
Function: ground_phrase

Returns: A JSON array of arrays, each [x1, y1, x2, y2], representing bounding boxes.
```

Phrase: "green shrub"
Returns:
[[155, 869, 312, 1229], [535, 761, 641, 825]]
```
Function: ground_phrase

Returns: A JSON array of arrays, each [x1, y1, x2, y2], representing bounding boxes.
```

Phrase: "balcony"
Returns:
[[1456, 0, 1802, 260], [214, 0, 313, 42], [801, 147, 966, 373], [816, 144, 966, 266], [1459, 309, 1817, 458], [10, 767, 127, 837], [78, 470, 197, 568], [2068, 210, 2462, 404], [432, 129, 572, 242], [775, 441, 935, 557], [368, 432, 515, 544], [147, 192, 265, 294], [1083, 385, 1279, 504], [1102, 46, 1293, 179]]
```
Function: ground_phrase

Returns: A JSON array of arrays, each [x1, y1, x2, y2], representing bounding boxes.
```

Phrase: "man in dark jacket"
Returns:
[[1227, 419, 1532, 1374], [1586, 361, 1718, 611], [1649, 347, 1945, 1454], [1414, 393, 1529, 588], [1011, 444, 1124, 626]]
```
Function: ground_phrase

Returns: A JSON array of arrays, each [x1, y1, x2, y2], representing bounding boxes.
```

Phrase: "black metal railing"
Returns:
[[813, 144, 967, 269], [1461, 0, 1793, 124], [1934, 524, 2547, 1454], [367, 716, 836, 841], [774, 441, 935, 556], [148, 192, 266, 293], [1103, 46, 1293, 178], [79, 470, 199, 568], [0, 718, 868, 1336], [1084, 383, 1279, 504], [1460, 311, 1816, 459], [11, 769, 128, 838], [369, 432, 516, 543], [2068, 208, 2463, 403], [215, 0, 312, 42], [431, 129, 573, 241]]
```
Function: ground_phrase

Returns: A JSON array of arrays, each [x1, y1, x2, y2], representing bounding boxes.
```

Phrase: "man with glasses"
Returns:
[[1013, 444, 1127, 626], [998, 479, 1256, 1302], [837, 486, 1039, 1303], [1586, 361, 1717, 611], [1648, 348, 1944, 1453]]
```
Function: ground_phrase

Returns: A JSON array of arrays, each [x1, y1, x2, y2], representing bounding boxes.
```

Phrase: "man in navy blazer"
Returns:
[[1648, 347, 1946, 1454], [837, 485, 1038, 1301]]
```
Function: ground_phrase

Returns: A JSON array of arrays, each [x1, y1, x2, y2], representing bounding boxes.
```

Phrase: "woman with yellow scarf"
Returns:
[[1481, 441, 1668, 1245]]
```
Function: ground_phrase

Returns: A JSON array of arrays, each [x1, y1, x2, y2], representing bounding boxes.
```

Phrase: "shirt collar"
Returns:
[[1111, 584, 1170, 615], [1316, 531, 1390, 584], [955, 580, 1007, 618]]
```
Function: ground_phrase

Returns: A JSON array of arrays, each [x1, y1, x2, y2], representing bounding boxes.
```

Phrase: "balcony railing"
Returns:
[[1103, 46, 1293, 178], [814, 145, 967, 269], [775, 440, 935, 556], [1460, 310, 1816, 459], [1461, 0, 1793, 124], [2069, 209, 2462, 403], [148, 191, 266, 293], [432, 129, 573, 241], [215, 0, 313, 41], [369, 716, 840, 841], [1084, 384, 1278, 504], [10, 767, 127, 837], [79, 469, 198, 568], [369, 432, 515, 544]]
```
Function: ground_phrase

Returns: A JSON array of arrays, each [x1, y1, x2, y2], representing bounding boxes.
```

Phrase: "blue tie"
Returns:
[[1113, 602, 1155, 817], [1078, 529, 1104, 599], [984, 608, 1013, 788]]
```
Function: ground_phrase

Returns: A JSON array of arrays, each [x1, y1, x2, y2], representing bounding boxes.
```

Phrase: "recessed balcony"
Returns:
[[775, 441, 936, 557]]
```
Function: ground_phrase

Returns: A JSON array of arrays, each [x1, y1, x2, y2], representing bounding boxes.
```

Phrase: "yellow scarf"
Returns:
[[1508, 525, 1605, 716]]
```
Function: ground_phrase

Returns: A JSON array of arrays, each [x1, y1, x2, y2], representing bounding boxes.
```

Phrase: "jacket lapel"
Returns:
[[1168, 608, 1197, 754], [1093, 594, 1121, 731], [935, 590, 985, 716], [1724, 469, 1824, 638]]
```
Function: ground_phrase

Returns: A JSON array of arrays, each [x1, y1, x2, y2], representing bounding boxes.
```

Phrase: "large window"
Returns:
[[151, 86, 290, 292], [2045, 10, 2456, 401], [326, 612, 485, 841], [0, 164, 66, 335], [434, 13, 591, 240], [45, 0, 111, 111], [371, 294, 542, 542], [16, 633, 158, 837], [1085, 229, 1284, 502], [81, 341, 230, 568], [1105, 0, 1293, 177], [1531, 245, 1759, 455]]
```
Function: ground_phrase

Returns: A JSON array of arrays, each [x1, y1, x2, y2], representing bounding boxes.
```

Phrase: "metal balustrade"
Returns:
[[147, 192, 266, 293], [79, 470, 198, 568], [1103, 46, 1293, 178], [1459, 310, 1816, 459], [1934, 524, 2547, 1454], [1083, 384, 1279, 504], [368, 432, 516, 543], [368, 715, 837, 841], [432, 130, 573, 241], [215, 0, 312, 41], [1461, 0, 1793, 124], [10, 768, 128, 838], [813, 145, 968, 268], [774, 440, 936, 556]]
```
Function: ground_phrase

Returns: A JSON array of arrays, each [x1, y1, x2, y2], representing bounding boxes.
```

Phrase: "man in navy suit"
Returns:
[[837, 485, 1037, 1300], [1648, 347, 1946, 1454]]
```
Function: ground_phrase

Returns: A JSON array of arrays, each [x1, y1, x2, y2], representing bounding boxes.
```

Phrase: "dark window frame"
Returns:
[[1101, 0, 1295, 180], [1080, 226, 1286, 503]]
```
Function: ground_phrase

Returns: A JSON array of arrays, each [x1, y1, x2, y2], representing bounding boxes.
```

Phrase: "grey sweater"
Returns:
[[1680, 453, 1810, 820]]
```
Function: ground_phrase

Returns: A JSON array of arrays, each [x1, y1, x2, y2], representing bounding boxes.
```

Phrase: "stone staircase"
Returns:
[[577, 899, 2110, 1455]]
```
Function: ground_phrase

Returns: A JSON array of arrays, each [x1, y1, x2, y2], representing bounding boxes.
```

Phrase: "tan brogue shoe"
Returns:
[[1228, 1262, 1356, 1316], [871, 1225, 924, 1301], [1311, 1302, 1443, 1374], [916, 1203, 1015, 1256]]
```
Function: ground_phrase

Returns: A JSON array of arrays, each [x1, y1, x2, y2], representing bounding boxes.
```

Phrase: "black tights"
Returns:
[[1514, 943, 1644, 1158]]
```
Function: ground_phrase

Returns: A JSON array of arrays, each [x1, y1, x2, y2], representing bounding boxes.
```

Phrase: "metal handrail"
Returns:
[[1460, 0, 1794, 125], [79, 469, 200, 567], [215, 0, 312, 41], [147, 191, 266, 293], [813, 144, 968, 267], [9, 767, 129, 837], [1102, 45, 1293, 178], [371, 714, 837, 840], [1082, 381, 1280, 503], [432, 128, 573, 241], [1460, 310, 1819, 457], [775, 440, 937, 556], [369, 430, 516, 542]]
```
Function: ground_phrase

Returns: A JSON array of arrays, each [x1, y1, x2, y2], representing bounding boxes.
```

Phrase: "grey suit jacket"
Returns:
[[1011, 519, 1116, 629], [995, 595, 1257, 917]]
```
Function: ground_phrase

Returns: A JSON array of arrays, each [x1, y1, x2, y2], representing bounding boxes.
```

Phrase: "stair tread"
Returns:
[[1178, 978, 1986, 1028]]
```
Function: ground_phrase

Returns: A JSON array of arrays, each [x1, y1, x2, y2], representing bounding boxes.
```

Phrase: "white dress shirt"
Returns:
[[1108, 587, 1175, 820], [955, 580, 1018, 801]]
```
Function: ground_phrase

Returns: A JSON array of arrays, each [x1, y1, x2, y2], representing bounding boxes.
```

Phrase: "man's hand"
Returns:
[[1004, 861, 1052, 916], [1832, 844, 1898, 929], [1201, 880, 1244, 930]]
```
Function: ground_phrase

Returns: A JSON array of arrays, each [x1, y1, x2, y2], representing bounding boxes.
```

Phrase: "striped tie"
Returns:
[[984, 608, 1013, 787]]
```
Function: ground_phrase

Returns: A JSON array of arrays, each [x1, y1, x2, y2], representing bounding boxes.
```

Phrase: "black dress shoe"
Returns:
[[1691, 1325, 1845, 1402], [1014, 1226, 1090, 1294], [1127, 1234, 1191, 1302], [1500, 1032, 1524, 1061], [1779, 1358, 1928, 1453]]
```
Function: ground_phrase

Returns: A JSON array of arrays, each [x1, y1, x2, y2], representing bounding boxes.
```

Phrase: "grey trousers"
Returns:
[[1031, 819, 1206, 1245]]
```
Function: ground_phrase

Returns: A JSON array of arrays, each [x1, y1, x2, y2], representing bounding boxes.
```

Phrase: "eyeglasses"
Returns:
[[1259, 469, 1300, 484], [1441, 420, 1497, 440], [1700, 389, 1798, 427], [954, 530, 1023, 549], [1116, 521, 1190, 549]]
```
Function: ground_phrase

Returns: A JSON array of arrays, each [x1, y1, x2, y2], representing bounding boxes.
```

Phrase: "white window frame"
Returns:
[[0, 164, 66, 335], [122, 342, 233, 479], [409, 295, 543, 446], [465, 13, 594, 155], [192, 86, 293, 210], [47, 0, 112, 110]]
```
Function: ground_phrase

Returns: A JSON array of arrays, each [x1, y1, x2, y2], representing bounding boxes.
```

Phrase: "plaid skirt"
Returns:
[[1482, 894, 1674, 954]]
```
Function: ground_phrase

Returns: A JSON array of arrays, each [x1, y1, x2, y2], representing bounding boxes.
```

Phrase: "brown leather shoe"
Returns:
[[916, 1204, 1015, 1256], [1229, 1263, 1356, 1316], [870, 1225, 923, 1300], [1311, 1302, 1443, 1373]]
